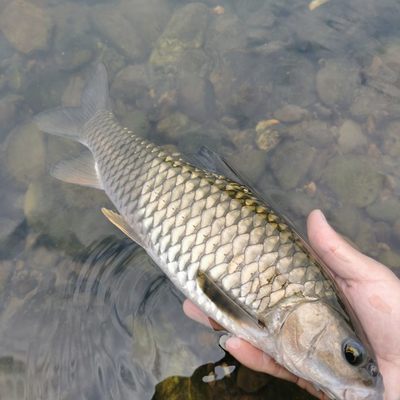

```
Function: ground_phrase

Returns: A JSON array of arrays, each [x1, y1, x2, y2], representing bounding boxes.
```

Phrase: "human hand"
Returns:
[[183, 209, 400, 400]]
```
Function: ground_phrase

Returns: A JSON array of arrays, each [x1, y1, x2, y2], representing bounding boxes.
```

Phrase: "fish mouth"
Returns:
[[321, 377, 384, 400], [342, 388, 383, 400], [330, 384, 384, 400]]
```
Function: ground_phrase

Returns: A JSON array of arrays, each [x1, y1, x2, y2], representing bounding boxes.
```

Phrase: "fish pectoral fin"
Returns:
[[196, 271, 264, 330], [51, 150, 103, 189], [101, 208, 146, 247]]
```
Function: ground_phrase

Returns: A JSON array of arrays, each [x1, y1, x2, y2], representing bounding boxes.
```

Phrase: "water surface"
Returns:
[[0, 0, 400, 398]]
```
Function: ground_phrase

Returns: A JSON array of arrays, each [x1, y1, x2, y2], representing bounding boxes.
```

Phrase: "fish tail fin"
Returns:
[[34, 63, 111, 144]]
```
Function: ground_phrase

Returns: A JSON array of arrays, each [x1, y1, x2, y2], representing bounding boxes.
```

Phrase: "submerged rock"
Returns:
[[229, 148, 268, 183], [206, 12, 246, 54], [379, 249, 400, 269], [321, 156, 384, 207], [350, 86, 400, 120], [0, 0, 53, 54], [118, 109, 150, 138], [330, 206, 362, 238], [157, 112, 199, 142], [285, 120, 335, 147], [316, 59, 360, 108], [366, 197, 400, 222], [177, 72, 216, 122], [150, 3, 209, 69], [24, 177, 112, 249], [255, 120, 280, 152], [5, 122, 46, 186], [273, 104, 309, 123], [120, 0, 173, 51], [383, 121, 400, 157], [338, 120, 367, 153], [91, 6, 147, 61], [0, 94, 21, 138], [111, 64, 150, 104], [270, 140, 316, 190]]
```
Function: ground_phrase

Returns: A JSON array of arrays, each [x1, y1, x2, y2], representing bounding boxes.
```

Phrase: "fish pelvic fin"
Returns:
[[101, 208, 148, 248], [34, 63, 111, 144], [51, 150, 103, 189]]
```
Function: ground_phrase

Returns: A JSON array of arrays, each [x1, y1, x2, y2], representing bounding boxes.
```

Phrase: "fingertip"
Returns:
[[225, 336, 242, 351], [183, 300, 210, 326]]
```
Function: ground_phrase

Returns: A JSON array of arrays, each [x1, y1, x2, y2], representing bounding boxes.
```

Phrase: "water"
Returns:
[[0, 0, 400, 398]]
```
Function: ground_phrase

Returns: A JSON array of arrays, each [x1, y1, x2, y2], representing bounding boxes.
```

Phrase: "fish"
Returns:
[[35, 64, 383, 400]]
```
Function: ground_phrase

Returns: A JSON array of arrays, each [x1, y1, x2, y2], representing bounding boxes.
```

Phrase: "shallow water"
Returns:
[[0, 0, 400, 398]]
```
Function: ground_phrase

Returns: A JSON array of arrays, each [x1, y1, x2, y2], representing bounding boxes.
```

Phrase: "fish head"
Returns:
[[276, 301, 383, 400]]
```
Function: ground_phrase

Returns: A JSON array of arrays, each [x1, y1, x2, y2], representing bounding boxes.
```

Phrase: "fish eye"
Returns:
[[342, 339, 366, 367]]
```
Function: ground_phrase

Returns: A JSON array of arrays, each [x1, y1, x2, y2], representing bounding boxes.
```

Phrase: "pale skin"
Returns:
[[183, 209, 400, 400]]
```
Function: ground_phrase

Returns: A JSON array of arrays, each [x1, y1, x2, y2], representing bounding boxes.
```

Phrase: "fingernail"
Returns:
[[315, 209, 327, 223], [219, 334, 231, 351]]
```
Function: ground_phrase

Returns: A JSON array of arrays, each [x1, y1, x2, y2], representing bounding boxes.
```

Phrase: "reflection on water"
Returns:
[[0, 0, 400, 398]]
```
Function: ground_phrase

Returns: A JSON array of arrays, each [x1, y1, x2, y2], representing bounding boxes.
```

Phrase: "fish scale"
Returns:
[[85, 110, 336, 327], [35, 64, 383, 399]]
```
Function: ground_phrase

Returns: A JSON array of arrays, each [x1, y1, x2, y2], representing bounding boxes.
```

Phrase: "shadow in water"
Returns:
[[0, 237, 222, 400]]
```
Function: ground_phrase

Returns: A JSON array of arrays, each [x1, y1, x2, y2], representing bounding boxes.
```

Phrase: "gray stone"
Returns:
[[157, 112, 198, 142], [5, 122, 46, 186], [316, 59, 360, 108], [321, 156, 384, 207], [118, 109, 150, 138], [355, 220, 379, 257], [0, 0, 54, 54], [270, 140, 316, 190], [91, 5, 147, 61], [350, 87, 400, 121], [150, 3, 209, 68], [0, 217, 20, 242], [338, 120, 368, 153], [177, 72, 216, 122], [54, 36, 94, 71], [378, 249, 400, 269], [24, 177, 111, 249], [206, 13, 246, 54], [274, 104, 309, 123], [120, 0, 173, 51], [111, 64, 149, 104], [0, 94, 21, 138], [285, 120, 335, 147], [24, 178, 62, 233], [229, 149, 267, 183], [366, 197, 400, 222], [383, 121, 400, 157], [330, 206, 362, 238]]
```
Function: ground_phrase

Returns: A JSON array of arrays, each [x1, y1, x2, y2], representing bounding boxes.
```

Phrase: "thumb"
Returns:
[[307, 209, 391, 282]]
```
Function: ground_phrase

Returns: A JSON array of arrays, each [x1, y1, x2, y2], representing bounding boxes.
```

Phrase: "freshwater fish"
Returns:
[[35, 64, 383, 400]]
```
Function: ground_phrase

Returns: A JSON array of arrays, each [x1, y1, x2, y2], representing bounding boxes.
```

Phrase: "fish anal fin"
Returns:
[[197, 271, 264, 330], [51, 150, 103, 189], [101, 208, 146, 248]]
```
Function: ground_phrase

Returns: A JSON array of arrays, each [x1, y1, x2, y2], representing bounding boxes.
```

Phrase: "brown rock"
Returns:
[[0, 0, 53, 54]]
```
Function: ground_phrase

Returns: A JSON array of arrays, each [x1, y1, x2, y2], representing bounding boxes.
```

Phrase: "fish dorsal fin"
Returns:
[[101, 208, 146, 248], [51, 150, 103, 189], [189, 146, 247, 185], [197, 271, 264, 331]]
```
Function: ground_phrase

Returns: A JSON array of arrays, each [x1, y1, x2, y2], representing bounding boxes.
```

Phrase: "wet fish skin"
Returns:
[[35, 64, 383, 400]]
